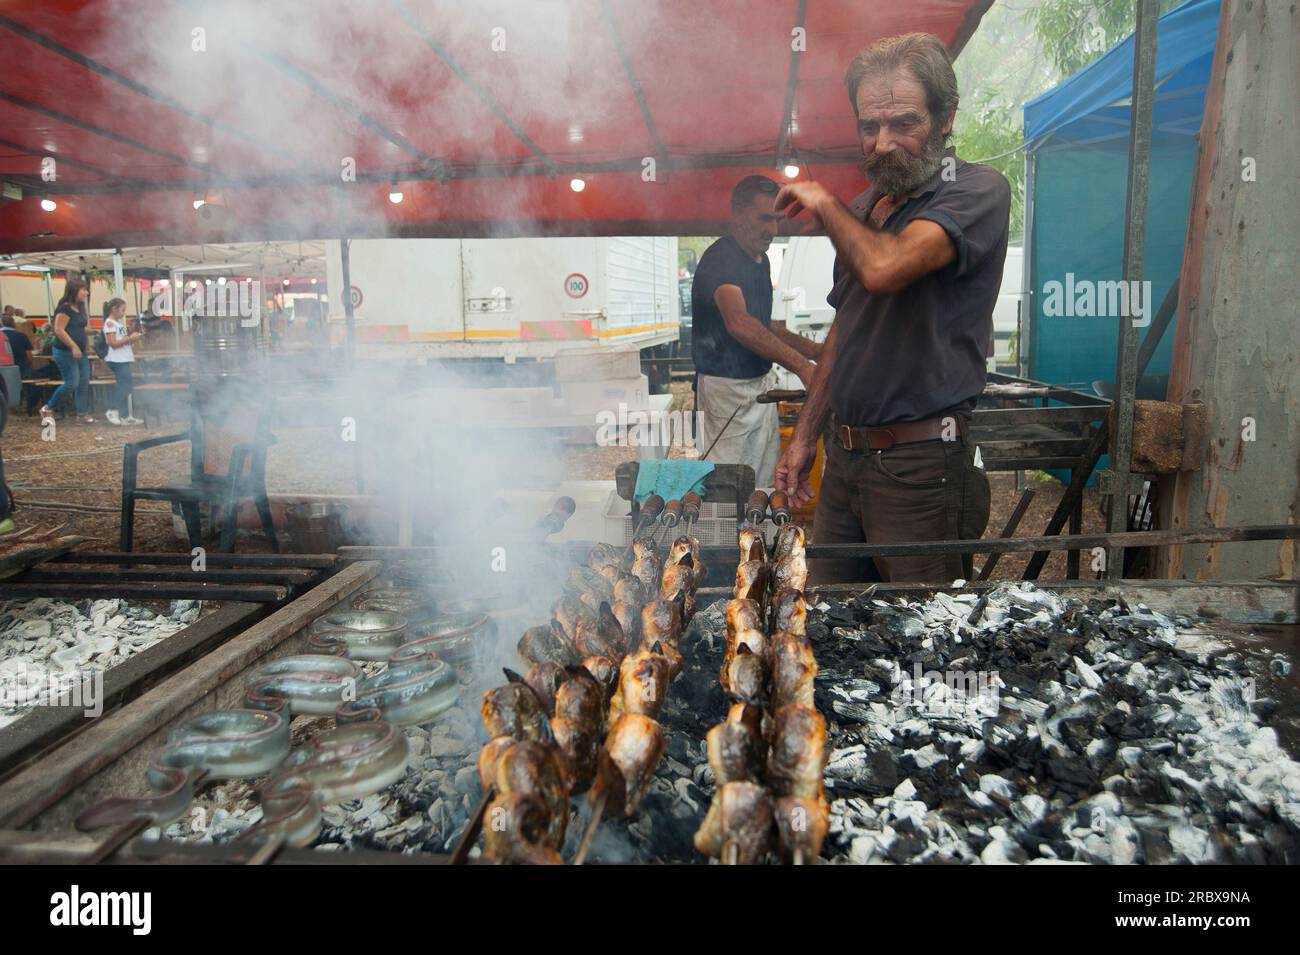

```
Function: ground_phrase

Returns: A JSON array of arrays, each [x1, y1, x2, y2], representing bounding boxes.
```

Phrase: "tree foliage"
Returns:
[[1028, 0, 1185, 77]]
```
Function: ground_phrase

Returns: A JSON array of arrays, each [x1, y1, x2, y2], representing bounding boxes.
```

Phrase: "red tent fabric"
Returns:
[[0, 0, 992, 253]]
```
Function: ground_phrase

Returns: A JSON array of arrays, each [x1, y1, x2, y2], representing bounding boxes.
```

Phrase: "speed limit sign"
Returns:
[[349, 285, 363, 308], [563, 273, 589, 298]]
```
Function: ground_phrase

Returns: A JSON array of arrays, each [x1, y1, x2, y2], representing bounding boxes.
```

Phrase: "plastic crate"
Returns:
[[600, 490, 774, 547]]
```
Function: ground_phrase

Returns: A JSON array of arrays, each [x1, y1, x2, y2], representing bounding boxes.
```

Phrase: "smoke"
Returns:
[[73, 1, 705, 716]]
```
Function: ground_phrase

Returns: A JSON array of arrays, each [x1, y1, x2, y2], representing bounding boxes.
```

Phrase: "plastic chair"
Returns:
[[120, 405, 278, 552]]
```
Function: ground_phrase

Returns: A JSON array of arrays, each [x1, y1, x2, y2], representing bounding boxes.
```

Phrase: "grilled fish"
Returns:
[[554, 595, 597, 644], [772, 524, 805, 562], [481, 681, 553, 744], [734, 559, 768, 606], [477, 735, 518, 792], [666, 535, 706, 588], [739, 528, 767, 564], [550, 717, 600, 794], [610, 647, 671, 721], [721, 643, 765, 705], [631, 542, 662, 595], [518, 622, 580, 668], [554, 666, 605, 731], [482, 793, 564, 865], [493, 740, 570, 849], [600, 712, 665, 816], [766, 704, 826, 800], [587, 542, 623, 572], [774, 794, 830, 864], [613, 575, 645, 608], [641, 598, 684, 649], [694, 781, 774, 865], [705, 704, 765, 785], [770, 631, 818, 710], [523, 661, 567, 717], [661, 557, 697, 621], [566, 565, 614, 604], [580, 655, 621, 702], [725, 597, 764, 637], [771, 589, 807, 637]]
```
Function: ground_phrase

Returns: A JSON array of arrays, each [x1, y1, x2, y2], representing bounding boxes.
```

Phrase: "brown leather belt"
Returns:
[[834, 415, 965, 451]]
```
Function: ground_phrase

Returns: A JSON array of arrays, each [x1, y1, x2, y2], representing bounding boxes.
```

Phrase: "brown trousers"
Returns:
[[811, 435, 991, 584]]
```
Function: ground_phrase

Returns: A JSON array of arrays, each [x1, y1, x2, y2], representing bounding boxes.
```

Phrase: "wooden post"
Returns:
[[1155, 0, 1300, 580]]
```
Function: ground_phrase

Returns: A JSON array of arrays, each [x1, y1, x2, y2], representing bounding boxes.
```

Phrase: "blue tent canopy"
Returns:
[[1025, 0, 1220, 150], [1022, 0, 1219, 400]]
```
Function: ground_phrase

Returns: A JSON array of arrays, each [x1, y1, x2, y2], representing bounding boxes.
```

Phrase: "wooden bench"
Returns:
[[20, 378, 116, 416]]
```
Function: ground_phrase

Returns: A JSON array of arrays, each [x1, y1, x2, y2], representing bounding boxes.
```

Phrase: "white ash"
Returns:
[[0, 598, 202, 728], [813, 584, 1300, 864]]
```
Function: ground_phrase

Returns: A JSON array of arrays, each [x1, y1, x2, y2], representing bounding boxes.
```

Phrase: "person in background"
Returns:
[[42, 276, 96, 423], [102, 298, 143, 425], [691, 175, 823, 486], [1, 312, 34, 414], [2, 312, 33, 371]]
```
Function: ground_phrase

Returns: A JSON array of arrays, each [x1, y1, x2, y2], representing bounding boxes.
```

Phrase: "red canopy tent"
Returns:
[[0, 0, 992, 254]]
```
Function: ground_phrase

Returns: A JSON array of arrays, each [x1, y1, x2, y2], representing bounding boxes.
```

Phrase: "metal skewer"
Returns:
[[571, 790, 607, 865], [451, 788, 493, 864], [653, 499, 682, 549], [622, 493, 664, 558]]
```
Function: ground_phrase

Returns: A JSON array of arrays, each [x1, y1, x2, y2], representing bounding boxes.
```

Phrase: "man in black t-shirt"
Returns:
[[691, 176, 822, 485], [773, 33, 1008, 583]]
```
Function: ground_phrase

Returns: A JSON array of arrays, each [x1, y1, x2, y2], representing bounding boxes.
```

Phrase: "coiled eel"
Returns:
[[389, 611, 492, 666], [243, 655, 361, 715], [336, 654, 458, 725], [240, 721, 409, 848], [75, 709, 291, 830], [307, 610, 408, 661]]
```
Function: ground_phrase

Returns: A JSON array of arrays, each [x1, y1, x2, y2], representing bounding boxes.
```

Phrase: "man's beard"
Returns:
[[860, 125, 948, 197]]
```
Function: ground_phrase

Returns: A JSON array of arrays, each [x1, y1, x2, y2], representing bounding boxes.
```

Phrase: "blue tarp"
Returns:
[[1023, 0, 1219, 399], [1025, 0, 1220, 150]]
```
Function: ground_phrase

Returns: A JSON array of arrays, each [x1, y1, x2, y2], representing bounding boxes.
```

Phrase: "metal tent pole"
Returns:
[[340, 236, 356, 366]]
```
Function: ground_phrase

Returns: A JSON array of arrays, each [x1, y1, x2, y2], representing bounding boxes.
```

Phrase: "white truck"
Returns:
[[323, 236, 678, 361], [321, 236, 681, 428]]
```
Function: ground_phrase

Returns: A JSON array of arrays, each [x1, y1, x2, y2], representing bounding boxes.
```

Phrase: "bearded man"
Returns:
[[773, 33, 1010, 583]]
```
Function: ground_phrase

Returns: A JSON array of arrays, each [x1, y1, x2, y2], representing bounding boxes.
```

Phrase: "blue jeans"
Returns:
[[108, 361, 134, 416], [49, 348, 91, 416]]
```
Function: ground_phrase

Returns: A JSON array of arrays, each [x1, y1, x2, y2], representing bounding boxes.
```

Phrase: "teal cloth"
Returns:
[[633, 460, 715, 504]]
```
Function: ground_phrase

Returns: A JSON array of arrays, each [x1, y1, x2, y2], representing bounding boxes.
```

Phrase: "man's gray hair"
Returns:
[[844, 33, 959, 127]]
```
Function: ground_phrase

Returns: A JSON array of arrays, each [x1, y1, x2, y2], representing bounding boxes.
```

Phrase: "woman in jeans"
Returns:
[[102, 298, 143, 425], [41, 275, 94, 423]]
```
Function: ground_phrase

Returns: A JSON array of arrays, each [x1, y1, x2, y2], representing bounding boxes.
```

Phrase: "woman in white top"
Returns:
[[102, 298, 144, 426]]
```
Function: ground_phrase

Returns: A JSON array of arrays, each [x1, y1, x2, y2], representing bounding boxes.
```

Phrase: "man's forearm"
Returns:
[[772, 323, 822, 361], [818, 197, 903, 295], [792, 322, 838, 446], [725, 314, 812, 377]]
